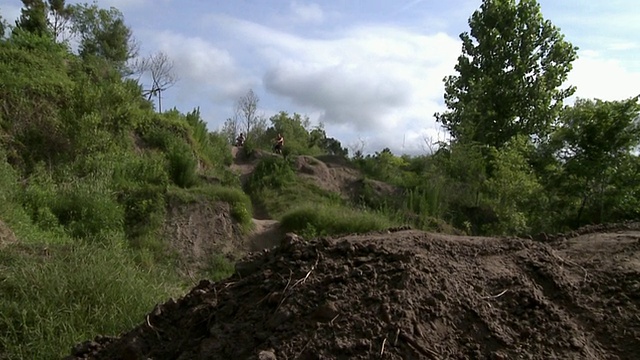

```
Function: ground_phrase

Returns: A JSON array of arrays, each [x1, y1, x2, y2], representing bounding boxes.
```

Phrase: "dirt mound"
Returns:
[[294, 155, 400, 203], [162, 197, 246, 276], [66, 228, 640, 359]]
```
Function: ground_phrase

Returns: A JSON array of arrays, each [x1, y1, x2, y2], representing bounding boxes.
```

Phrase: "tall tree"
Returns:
[[435, 0, 578, 148], [47, 0, 71, 42], [236, 89, 261, 138], [68, 3, 137, 71], [550, 96, 640, 224], [0, 12, 5, 38], [15, 0, 50, 37]]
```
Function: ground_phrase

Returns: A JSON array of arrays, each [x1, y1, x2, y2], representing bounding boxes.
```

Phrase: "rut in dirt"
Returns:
[[66, 225, 640, 360]]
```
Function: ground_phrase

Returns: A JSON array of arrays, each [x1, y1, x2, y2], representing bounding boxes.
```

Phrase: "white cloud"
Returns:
[[149, 31, 256, 102], [290, 1, 324, 24], [568, 51, 640, 102], [201, 14, 462, 153]]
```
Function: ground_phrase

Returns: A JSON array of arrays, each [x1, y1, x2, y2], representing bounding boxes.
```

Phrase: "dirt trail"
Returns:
[[66, 223, 640, 359], [230, 146, 283, 251]]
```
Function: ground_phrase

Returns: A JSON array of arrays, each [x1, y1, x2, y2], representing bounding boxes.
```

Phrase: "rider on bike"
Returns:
[[273, 133, 284, 154]]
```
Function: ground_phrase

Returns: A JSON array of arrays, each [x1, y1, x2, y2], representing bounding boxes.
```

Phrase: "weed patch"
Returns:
[[280, 204, 393, 238]]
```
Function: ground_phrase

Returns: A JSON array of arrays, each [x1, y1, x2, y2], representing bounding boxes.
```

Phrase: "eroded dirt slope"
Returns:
[[66, 224, 640, 360]]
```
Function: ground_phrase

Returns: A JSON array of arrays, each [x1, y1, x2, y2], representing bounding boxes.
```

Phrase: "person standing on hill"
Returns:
[[274, 133, 284, 154], [236, 132, 245, 147]]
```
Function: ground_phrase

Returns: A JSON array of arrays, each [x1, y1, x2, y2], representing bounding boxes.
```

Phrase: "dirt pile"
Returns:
[[66, 227, 640, 359], [162, 197, 246, 275]]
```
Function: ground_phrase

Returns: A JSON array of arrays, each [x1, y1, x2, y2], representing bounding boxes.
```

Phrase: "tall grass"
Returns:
[[280, 203, 394, 238], [0, 243, 182, 360]]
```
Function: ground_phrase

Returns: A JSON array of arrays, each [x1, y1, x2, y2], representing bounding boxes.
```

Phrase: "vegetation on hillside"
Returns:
[[0, 0, 638, 358]]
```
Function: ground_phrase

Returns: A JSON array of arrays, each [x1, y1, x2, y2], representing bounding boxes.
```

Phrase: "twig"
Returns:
[[292, 255, 320, 288], [146, 315, 162, 340], [398, 332, 439, 360], [275, 270, 294, 312], [393, 328, 400, 346], [329, 314, 340, 326], [481, 289, 509, 299], [380, 337, 387, 356], [294, 332, 315, 360], [549, 249, 589, 282]]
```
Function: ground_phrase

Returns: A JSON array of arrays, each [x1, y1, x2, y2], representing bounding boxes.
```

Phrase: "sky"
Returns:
[[1, 0, 639, 155]]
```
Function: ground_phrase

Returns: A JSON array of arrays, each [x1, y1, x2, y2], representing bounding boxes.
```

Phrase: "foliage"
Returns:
[[14, 0, 51, 37], [0, 243, 181, 360], [280, 204, 393, 238], [67, 2, 136, 72], [545, 96, 640, 226], [435, 0, 578, 148]]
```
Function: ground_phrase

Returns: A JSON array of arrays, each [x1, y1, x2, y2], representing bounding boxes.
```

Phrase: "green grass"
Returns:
[[280, 203, 394, 238], [0, 243, 182, 360], [203, 254, 236, 282]]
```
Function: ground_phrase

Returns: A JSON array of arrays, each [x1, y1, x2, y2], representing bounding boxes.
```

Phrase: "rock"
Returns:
[[258, 349, 277, 360]]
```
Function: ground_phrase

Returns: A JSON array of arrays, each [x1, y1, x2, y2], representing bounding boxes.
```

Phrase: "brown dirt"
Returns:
[[66, 224, 640, 360], [162, 197, 247, 276], [0, 219, 17, 247], [294, 155, 402, 206]]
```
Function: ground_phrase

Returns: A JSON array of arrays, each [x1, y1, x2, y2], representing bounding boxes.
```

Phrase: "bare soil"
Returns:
[[66, 223, 640, 360]]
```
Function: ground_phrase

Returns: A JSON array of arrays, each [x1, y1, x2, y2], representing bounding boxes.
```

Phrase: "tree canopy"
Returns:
[[435, 0, 578, 148]]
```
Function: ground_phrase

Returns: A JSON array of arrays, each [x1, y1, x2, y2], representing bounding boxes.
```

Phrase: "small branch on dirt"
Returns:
[[549, 249, 589, 282], [481, 289, 509, 299], [274, 270, 294, 312], [146, 315, 162, 340], [292, 255, 320, 288], [394, 328, 400, 346], [398, 332, 439, 360], [380, 337, 387, 356], [294, 332, 316, 360], [329, 314, 340, 326]]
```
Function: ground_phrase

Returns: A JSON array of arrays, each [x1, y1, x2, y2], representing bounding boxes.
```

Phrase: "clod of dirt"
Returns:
[[66, 228, 640, 359], [0, 219, 17, 246]]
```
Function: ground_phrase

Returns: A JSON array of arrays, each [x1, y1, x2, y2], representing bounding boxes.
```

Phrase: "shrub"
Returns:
[[280, 204, 393, 238]]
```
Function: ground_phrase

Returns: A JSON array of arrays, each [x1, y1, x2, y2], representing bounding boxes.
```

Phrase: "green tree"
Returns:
[[435, 0, 578, 148], [15, 0, 50, 37], [550, 96, 640, 225], [266, 111, 311, 155], [68, 3, 137, 72], [0, 12, 6, 38]]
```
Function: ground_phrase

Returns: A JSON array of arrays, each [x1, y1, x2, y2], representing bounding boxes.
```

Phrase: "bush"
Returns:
[[166, 140, 198, 188], [280, 203, 393, 238], [247, 156, 296, 192]]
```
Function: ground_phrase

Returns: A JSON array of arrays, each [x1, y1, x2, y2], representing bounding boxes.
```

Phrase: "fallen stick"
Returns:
[[293, 255, 320, 288], [549, 249, 589, 282], [398, 332, 439, 360], [481, 289, 509, 299], [380, 337, 387, 356]]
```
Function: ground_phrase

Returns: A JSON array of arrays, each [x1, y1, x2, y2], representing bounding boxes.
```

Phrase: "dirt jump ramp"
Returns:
[[66, 228, 640, 359]]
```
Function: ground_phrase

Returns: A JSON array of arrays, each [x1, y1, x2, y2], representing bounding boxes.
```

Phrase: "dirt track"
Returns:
[[66, 223, 640, 359]]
